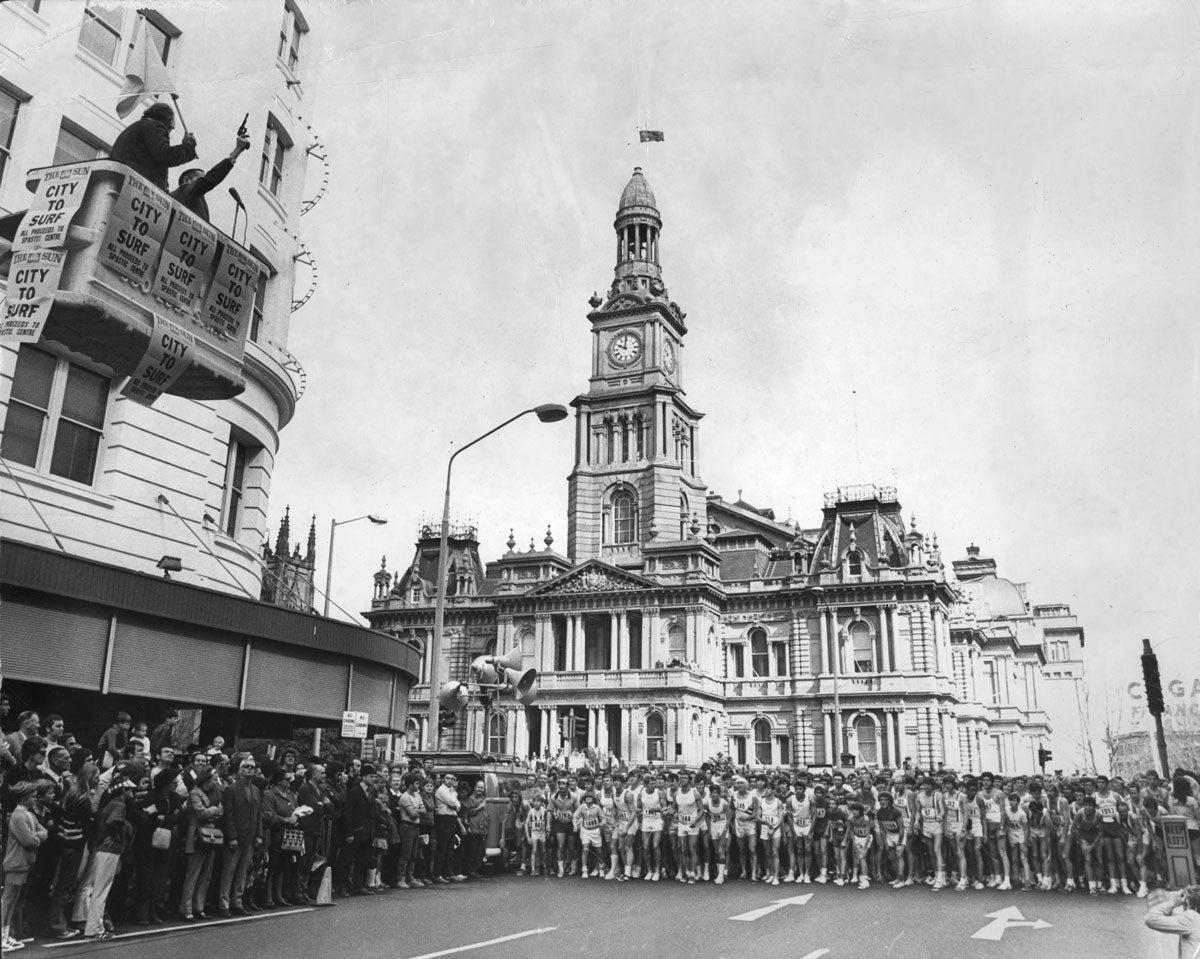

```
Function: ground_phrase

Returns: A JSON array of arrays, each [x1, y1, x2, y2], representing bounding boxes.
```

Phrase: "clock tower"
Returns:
[[567, 168, 707, 564]]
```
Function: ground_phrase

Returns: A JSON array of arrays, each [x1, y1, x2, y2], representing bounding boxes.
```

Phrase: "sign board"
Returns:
[[120, 314, 195, 405], [201, 242, 259, 340], [12, 164, 91, 250], [1, 249, 67, 341], [341, 710, 369, 739], [151, 206, 219, 313], [99, 173, 172, 289]]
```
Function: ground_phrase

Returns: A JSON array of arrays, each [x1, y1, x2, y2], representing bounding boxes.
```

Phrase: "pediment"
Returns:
[[602, 294, 646, 312], [527, 560, 655, 597]]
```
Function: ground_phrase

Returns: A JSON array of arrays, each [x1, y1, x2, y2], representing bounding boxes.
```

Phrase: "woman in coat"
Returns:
[[132, 768, 184, 924], [2, 781, 49, 950], [179, 766, 223, 920], [260, 762, 298, 908]]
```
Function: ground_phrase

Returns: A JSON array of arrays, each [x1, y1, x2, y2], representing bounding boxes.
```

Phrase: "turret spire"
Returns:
[[274, 505, 291, 556], [306, 515, 317, 564]]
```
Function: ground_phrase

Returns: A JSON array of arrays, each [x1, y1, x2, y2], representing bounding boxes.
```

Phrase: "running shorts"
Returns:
[[922, 821, 943, 839], [579, 827, 602, 846]]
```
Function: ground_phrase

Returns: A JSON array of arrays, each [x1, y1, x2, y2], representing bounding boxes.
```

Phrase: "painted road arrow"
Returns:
[[971, 906, 1052, 941], [729, 893, 814, 922]]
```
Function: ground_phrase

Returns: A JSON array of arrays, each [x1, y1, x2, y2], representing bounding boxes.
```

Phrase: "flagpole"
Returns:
[[171, 94, 190, 135]]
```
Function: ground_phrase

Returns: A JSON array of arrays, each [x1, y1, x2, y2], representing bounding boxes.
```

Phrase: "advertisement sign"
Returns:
[[0, 250, 67, 341], [120, 314, 195, 405], [99, 174, 171, 289], [201, 243, 258, 340], [12, 164, 92, 249], [151, 207, 218, 312]]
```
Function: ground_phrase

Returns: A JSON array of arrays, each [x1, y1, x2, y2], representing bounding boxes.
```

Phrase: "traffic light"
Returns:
[[1142, 638, 1164, 717], [1037, 746, 1052, 767]]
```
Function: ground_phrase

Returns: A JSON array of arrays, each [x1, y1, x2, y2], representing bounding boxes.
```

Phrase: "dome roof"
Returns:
[[619, 167, 657, 212], [961, 574, 1027, 619]]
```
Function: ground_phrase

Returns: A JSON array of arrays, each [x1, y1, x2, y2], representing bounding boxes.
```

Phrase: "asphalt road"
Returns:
[[41, 876, 1170, 959]]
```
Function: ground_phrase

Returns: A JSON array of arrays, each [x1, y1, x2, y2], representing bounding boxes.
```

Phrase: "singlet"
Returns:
[[551, 794, 575, 824], [876, 805, 904, 837], [828, 785, 852, 812], [616, 789, 637, 824], [706, 798, 729, 831], [788, 795, 812, 834], [1047, 796, 1067, 832], [917, 791, 945, 823], [827, 813, 848, 842], [640, 788, 663, 824], [733, 792, 758, 825], [981, 790, 1003, 824], [944, 794, 964, 829], [598, 789, 616, 826], [1028, 811, 1047, 838], [1005, 807, 1028, 841], [759, 797, 783, 829], [1094, 791, 1119, 824], [528, 807, 549, 836], [675, 787, 700, 827], [893, 789, 914, 826], [810, 798, 830, 836], [965, 796, 984, 831], [850, 817, 872, 841], [1073, 808, 1100, 841]]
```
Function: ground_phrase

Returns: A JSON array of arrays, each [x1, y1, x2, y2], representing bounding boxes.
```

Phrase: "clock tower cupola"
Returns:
[[567, 168, 706, 564]]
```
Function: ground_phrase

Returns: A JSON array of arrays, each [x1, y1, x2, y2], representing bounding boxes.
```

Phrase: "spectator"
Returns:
[[43, 715, 65, 748], [46, 762, 97, 940], [460, 781, 489, 879], [2, 781, 49, 951], [1145, 885, 1200, 956], [433, 773, 462, 884], [130, 722, 151, 759], [95, 713, 131, 771], [170, 137, 250, 221], [393, 774, 423, 889], [110, 102, 197, 192], [417, 778, 437, 884], [295, 763, 328, 902], [4, 737, 49, 811], [217, 755, 263, 917], [179, 765, 223, 921], [338, 764, 376, 896], [83, 772, 136, 942], [150, 711, 179, 759], [132, 767, 183, 925], [260, 761, 298, 909], [6, 712, 39, 758], [205, 736, 226, 758]]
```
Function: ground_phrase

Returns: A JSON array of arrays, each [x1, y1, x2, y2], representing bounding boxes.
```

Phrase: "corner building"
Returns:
[[368, 169, 1077, 775], [1, 1, 417, 743]]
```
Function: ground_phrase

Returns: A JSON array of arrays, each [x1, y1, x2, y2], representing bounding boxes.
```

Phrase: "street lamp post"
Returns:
[[324, 514, 388, 618], [814, 586, 845, 765], [426, 403, 568, 751]]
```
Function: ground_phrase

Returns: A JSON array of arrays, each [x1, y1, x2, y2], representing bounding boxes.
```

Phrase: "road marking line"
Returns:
[[405, 926, 558, 959], [729, 893, 813, 922], [41, 908, 314, 947], [798, 951, 830, 959]]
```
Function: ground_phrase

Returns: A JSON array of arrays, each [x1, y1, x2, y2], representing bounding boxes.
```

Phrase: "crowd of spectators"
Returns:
[[0, 698, 485, 952]]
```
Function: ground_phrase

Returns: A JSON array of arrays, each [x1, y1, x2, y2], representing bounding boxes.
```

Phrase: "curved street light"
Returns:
[[324, 513, 388, 617], [427, 403, 569, 750]]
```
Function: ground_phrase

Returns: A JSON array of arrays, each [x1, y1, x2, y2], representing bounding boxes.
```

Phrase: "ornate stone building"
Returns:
[[366, 169, 1078, 774]]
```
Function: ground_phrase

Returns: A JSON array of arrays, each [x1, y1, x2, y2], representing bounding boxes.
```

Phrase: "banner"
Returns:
[[12, 164, 92, 250], [120, 313, 195, 405], [99, 174, 171, 289], [201, 243, 258, 340], [151, 206, 218, 313], [1, 250, 67, 341]]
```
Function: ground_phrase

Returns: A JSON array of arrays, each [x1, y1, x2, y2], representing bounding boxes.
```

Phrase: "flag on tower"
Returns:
[[116, 17, 177, 118], [639, 130, 665, 142]]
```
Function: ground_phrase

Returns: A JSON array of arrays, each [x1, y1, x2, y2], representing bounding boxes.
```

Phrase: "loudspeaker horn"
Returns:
[[469, 655, 498, 685], [438, 681, 468, 710], [489, 647, 525, 672], [503, 667, 539, 706]]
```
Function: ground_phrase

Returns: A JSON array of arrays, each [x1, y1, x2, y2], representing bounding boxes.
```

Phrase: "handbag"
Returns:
[[197, 825, 224, 848], [152, 826, 173, 850], [281, 827, 305, 854]]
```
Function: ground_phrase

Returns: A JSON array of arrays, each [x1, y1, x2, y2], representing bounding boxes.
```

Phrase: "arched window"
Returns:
[[679, 493, 689, 539], [667, 623, 686, 663], [753, 718, 772, 765], [488, 712, 507, 754], [405, 718, 420, 752], [445, 561, 458, 596], [646, 712, 665, 762], [612, 491, 636, 543], [854, 715, 878, 764], [750, 628, 769, 677], [850, 622, 874, 673], [483, 638, 496, 659], [847, 550, 863, 576]]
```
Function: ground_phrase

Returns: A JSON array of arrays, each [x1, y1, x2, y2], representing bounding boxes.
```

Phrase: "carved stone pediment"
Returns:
[[529, 561, 655, 596]]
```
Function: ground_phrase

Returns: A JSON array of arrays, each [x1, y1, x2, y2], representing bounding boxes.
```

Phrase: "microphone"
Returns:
[[229, 188, 246, 245]]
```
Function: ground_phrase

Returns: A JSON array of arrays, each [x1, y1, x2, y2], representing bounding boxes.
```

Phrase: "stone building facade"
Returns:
[[365, 169, 1081, 774]]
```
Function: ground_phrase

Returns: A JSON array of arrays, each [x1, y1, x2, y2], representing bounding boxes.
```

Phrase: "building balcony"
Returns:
[[813, 672, 952, 697], [1, 161, 261, 402], [538, 667, 725, 697]]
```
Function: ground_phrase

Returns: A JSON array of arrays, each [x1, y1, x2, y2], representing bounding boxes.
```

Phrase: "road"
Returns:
[[42, 876, 1170, 959]]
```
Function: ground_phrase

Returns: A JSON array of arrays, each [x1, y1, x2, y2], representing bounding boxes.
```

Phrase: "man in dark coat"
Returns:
[[110, 101, 197, 191], [336, 763, 377, 896], [217, 754, 263, 916], [170, 135, 250, 221]]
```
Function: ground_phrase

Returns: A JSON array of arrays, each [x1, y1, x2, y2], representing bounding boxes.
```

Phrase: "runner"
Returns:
[[978, 773, 1005, 888], [638, 774, 665, 881], [847, 801, 875, 890], [574, 793, 605, 877], [705, 783, 731, 884], [1094, 775, 1130, 895], [875, 791, 906, 888], [550, 781, 578, 878], [758, 782, 784, 886], [810, 784, 831, 884], [1002, 791, 1031, 891], [1070, 794, 1103, 895], [675, 772, 702, 883], [826, 801, 850, 885], [942, 779, 969, 890], [613, 773, 639, 882], [915, 777, 948, 889], [526, 794, 550, 876], [1027, 799, 1052, 890], [786, 784, 813, 883], [732, 777, 760, 882]]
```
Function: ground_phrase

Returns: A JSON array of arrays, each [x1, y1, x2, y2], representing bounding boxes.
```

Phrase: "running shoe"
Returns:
[[815, 873, 827, 884], [1137, 883, 1148, 898], [972, 880, 984, 890], [769, 876, 779, 886], [834, 877, 845, 886], [652, 871, 660, 882], [783, 872, 795, 883], [688, 878, 696, 885], [1064, 878, 1076, 892], [997, 878, 1011, 891], [858, 878, 870, 890], [955, 880, 968, 891]]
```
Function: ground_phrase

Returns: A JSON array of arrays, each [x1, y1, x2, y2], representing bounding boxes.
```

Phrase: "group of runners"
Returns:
[[503, 765, 1199, 897]]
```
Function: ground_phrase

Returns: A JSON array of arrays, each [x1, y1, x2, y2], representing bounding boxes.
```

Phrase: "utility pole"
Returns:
[[1140, 638, 1170, 778]]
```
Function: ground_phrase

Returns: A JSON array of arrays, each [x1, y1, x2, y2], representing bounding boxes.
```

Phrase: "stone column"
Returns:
[[648, 608, 660, 665], [505, 708, 518, 756], [536, 615, 550, 672], [546, 706, 560, 754], [823, 712, 834, 765], [596, 707, 608, 756], [618, 611, 629, 671], [619, 706, 630, 760], [610, 611, 619, 670], [574, 614, 586, 671], [817, 607, 828, 674], [880, 607, 893, 673]]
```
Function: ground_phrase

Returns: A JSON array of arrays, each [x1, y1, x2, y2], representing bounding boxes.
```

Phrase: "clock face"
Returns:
[[608, 330, 642, 368], [662, 339, 677, 374]]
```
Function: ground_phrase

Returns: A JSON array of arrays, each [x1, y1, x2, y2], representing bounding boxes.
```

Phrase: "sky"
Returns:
[[269, 0, 1200, 743]]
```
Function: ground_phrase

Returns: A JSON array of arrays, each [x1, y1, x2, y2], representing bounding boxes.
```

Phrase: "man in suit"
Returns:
[[170, 135, 250, 221], [217, 754, 263, 916], [110, 102, 197, 192], [336, 763, 377, 896]]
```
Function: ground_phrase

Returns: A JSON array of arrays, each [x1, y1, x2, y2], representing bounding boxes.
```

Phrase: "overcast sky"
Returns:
[[271, 0, 1200, 729]]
